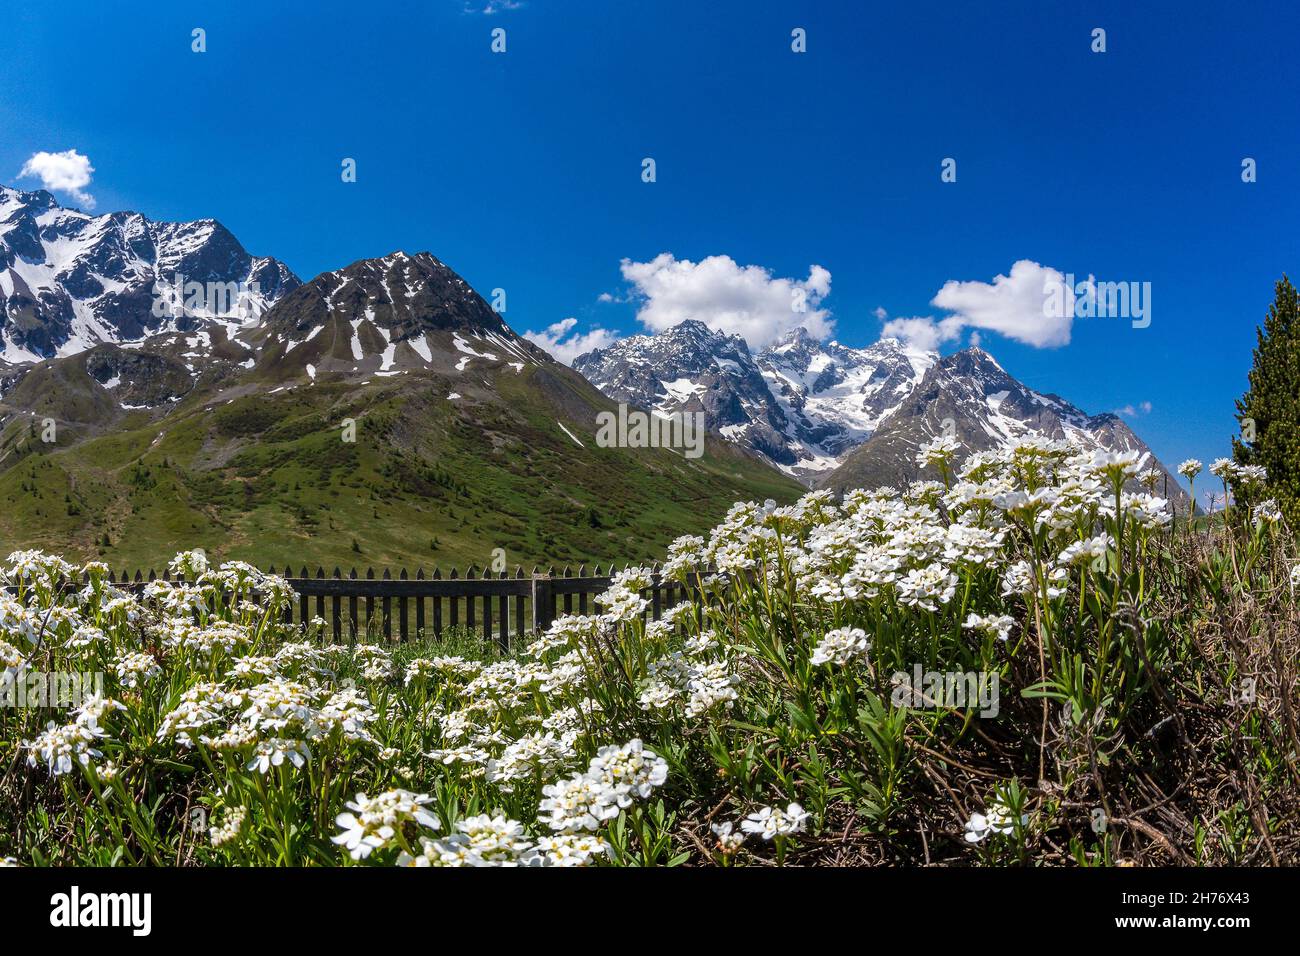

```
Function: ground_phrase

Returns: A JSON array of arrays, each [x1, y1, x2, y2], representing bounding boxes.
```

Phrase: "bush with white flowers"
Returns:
[[1, 438, 1297, 866]]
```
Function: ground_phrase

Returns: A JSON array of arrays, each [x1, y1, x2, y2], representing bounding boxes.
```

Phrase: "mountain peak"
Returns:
[[773, 325, 819, 347], [0, 185, 300, 364], [956, 344, 1002, 364], [673, 318, 711, 332], [822, 345, 1188, 507], [246, 249, 549, 384], [576, 320, 936, 483], [934, 345, 1008, 381], [0, 183, 55, 205], [663, 318, 745, 348]]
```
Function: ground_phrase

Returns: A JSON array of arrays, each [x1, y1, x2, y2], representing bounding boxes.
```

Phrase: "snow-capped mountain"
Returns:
[[572, 320, 935, 481], [0, 184, 1188, 509], [248, 251, 548, 383], [571, 322, 1187, 505], [822, 346, 1191, 507], [573, 320, 795, 465], [15, 251, 560, 419], [0, 241, 797, 566], [0, 184, 299, 364], [757, 327, 937, 473]]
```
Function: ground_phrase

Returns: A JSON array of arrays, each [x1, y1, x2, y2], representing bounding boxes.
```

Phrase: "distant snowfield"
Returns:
[[760, 340, 938, 474], [575, 323, 939, 481]]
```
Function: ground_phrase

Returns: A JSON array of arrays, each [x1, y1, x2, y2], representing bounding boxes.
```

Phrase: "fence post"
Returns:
[[531, 571, 554, 635]]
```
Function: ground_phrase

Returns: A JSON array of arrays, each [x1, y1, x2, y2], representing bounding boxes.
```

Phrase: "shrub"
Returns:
[[0, 437, 1296, 866]]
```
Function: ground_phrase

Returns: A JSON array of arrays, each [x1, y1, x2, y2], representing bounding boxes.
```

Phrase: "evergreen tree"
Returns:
[[1234, 275, 1300, 520]]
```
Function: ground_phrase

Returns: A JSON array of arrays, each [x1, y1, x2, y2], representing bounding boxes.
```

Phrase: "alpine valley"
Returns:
[[0, 185, 1188, 569], [0, 185, 799, 568]]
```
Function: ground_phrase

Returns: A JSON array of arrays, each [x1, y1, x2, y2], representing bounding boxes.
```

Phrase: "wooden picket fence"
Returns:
[[97, 564, 695, 650]]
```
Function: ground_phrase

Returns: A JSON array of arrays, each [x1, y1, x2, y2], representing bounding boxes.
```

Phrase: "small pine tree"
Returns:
[[1234, 275, 1300, 521], [351, 538, 361, 553]]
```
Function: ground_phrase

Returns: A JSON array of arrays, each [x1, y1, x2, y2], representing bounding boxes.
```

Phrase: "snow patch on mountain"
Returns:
[[573, 320, 936, 483], [0, 184, 299, 365], [820, 346, 1190, 508]]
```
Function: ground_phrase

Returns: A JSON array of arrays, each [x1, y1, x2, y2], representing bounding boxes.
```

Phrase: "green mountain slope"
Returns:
[[0, 253, 801, 570]]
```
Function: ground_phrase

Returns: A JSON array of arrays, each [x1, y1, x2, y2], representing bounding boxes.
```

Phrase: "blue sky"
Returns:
[[3, 0, 1298, 495]]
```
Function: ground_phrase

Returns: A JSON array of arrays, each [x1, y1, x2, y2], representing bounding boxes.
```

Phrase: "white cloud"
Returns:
[[873, 306, 888, 320], [619, 253, 832, 349], [881, 259, 1073, 352], [1116, 401, 1153, 417], [18, 149, 96, 209], [931, 259, 1072, 348], [880, 316, 949, 352], [524, 317, 620, 366], [466, 0, 524, 12]]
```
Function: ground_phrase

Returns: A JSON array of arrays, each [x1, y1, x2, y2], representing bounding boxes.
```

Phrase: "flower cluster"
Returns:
[[810, 626, 871, 666], [332, 789, 439, 860], [539, 739, 668, 834], [740, 803, 810, 841], [7, 427, 1267, 867], [964, 798, 1030, 843]]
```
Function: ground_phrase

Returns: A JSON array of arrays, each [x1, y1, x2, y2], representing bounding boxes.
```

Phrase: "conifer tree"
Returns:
[[1234, 275, 1300, 521]]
